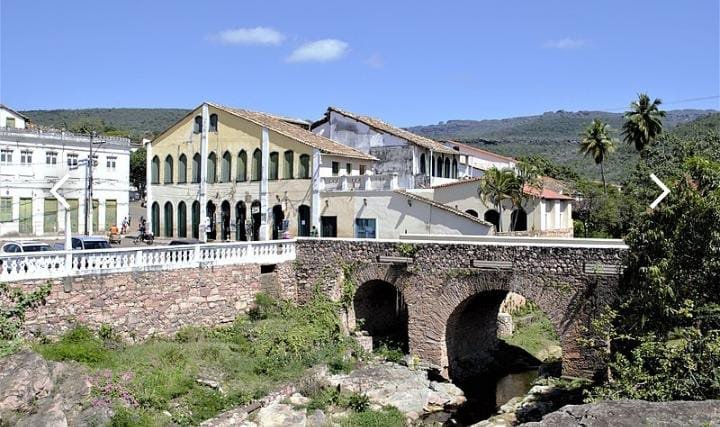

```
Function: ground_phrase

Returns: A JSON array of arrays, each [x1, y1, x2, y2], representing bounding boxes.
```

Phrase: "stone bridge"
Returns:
[[293, 237, 628, 382]]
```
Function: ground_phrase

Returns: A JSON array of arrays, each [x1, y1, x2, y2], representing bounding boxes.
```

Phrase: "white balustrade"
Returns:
[[0, 240, 297, 283]]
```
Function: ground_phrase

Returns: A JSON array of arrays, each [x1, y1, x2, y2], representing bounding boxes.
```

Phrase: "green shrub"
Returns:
[[0, 282, 51, 340], [375, 343, 404, 363], [248, 292, 279, 320], [36, 325, 109, 365]]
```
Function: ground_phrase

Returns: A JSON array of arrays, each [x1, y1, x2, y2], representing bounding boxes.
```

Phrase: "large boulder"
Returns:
[[521, 399, 720, 426]]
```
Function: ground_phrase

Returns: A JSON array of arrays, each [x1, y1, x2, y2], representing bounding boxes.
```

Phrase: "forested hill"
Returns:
[[407, 109, 717, 143], [20, 108, 190, 141]]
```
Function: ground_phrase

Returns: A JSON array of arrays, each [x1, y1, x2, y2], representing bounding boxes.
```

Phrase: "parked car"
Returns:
[[53, 236, 112, 250], [1, 241, 52, 253], [168, 239, 201, 246]]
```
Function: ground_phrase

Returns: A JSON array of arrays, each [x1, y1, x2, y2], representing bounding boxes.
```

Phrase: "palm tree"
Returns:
[[478, 167, 518, 232], [580, 119, 616, 191], [511, 161, 542, 231], [621, 93, 666, 152]]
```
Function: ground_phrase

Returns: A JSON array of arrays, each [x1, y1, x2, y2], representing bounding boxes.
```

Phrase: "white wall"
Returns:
[[0, 107, 27, 129]]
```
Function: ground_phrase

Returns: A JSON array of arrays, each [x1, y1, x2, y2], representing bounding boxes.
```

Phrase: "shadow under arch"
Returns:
[[353, 279, 409, 352]]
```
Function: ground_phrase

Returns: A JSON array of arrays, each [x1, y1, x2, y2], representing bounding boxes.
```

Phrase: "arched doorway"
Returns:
[[298, 205, 310, 237], [177, 202, 187, 238], [465, 209, 479, 218], [163, 201, 173, 237], [510, 209, 527, 232], [220, 201, 231, 241], [353, 280, 409, 352], [272, 204, 284, 240], [250, 200, 261, 241], [235, 202, 247, 241], [206, 201, 217, 240], [484, 209, 500, 232], [151, 202, 160, 236], [191, 201, 200, 239]]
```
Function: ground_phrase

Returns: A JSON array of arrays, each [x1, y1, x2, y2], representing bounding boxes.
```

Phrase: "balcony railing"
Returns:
[[0, 240, 296, 282], [320, 173, 399, 192], [0, 127, 131, 146]]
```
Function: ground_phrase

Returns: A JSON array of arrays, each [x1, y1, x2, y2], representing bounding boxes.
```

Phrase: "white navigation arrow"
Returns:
[[649, 173, 670, 209], [50, 174, 71, 209]]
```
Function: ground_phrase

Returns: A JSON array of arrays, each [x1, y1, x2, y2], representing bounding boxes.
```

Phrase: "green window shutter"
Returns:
[[0, 197, 12, 222], [44, 199, 58, 234], [105, 200, 117, 229]]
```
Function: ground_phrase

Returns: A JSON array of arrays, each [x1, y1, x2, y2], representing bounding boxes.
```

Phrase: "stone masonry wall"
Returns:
[[294, 238, 626, 379], [15, 262, 295, 340]]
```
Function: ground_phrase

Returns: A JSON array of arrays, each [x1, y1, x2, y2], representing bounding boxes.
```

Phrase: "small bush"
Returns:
[[36, 325, 109, 365], [248, 292, 279, 320], [375, 343, 404, 363]]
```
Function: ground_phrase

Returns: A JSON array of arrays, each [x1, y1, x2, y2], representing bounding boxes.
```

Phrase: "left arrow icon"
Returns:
[[649, 173, 670, 209]]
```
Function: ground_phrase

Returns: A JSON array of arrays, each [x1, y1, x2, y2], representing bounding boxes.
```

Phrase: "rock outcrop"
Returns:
[[521, 399, 720, 426], [0, 350, 104, 427]]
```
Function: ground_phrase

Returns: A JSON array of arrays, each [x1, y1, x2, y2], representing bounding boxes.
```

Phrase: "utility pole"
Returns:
[[84, 131, 105, 235]]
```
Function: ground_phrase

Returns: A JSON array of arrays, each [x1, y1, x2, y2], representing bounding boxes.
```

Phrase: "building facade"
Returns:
[[0, 107, 131, 237], [145, 103, 376, 241], [311, 107, 460, 189]]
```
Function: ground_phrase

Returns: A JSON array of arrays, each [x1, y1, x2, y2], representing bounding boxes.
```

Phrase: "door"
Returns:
[[68, 199, 79, 233], [221, 201, 231, 240], [92, 199, 99, 232], [251, 200, 261, 241], [206, 201, 217, 240], [298, 205, 310, 237], [320, 216, 337, 237], [105, 200, 117, 231], [44, 199, 58, 234], [19, 198, 32, 234], [235, 202, 247, 241], [191, 201, 200, 239]]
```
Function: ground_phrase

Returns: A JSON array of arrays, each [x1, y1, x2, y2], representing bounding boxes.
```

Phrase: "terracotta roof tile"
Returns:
[[212, 103, 376, 161], [326, 107, 456, 154]]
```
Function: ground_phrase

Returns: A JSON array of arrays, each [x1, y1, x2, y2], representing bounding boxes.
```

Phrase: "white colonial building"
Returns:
[[0, 105, 130, 237]]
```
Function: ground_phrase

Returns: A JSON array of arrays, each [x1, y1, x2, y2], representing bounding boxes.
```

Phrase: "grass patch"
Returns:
[[33, 292, 357, 425], [503, 303, 560, 360], [339, 406, 406, 427]]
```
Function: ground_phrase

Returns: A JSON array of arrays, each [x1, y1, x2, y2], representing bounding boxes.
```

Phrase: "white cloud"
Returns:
[[364, 53, 384, 69], [542, 38, 587, 49], [213, 27, 285, 46], [287, 39, 349, 63]]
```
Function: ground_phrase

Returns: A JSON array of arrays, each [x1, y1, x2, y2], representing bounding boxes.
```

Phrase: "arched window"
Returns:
[[164, 201, 173, 237], [237, 150, 247, 182], [209, 114, 218, 132], [220, 151, 231, 183], [252, 149, 262, 181], [444, 157, 451, 178], [299, 154, 310, 179], [177, 201, 187, 237], [178, 154, 187, 183], [452, 158, 458, 178], [484, 209, 500, 232], [193, 116, 202, 134], [436, 157, 443, 178], [269, 152, 279, 180], [284, 150, 294, 179], [420, 153, 426, 175], [510, 209, 527, 232], [192, 153, 201, 183], [465, 209, 479, 217], [163, 155, 173, 184], [191, 201, 200, 238], [207, 152, 217, 183], [151, 156, 160, 184], [151, 202, 160, 236]]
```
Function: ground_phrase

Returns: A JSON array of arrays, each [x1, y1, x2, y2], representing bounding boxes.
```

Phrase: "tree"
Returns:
[[510, 161, 542, 231], [68, 117, 107, 135], [478, 167, 519, 232], [621, 93, 666, 152], [130, 148, 147, 199], [580, 119, 616, 191]]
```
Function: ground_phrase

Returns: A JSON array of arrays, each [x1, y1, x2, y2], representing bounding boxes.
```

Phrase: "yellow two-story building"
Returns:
[[146, 102, 376, 241]]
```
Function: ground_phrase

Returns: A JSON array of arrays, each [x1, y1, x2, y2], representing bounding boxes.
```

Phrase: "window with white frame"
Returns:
[[0, 149, 12, 164], [20, 150, 32, 165], [67, 153, 79, 167], [46, 151, 58, 165], [106, 156, 116, 169]]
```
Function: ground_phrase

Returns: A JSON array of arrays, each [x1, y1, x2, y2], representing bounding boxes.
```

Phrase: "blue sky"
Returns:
[[1, 0, 718, 126]]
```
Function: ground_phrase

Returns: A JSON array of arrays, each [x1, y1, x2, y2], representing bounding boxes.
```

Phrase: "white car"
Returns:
[[1, 241, 52, 253]]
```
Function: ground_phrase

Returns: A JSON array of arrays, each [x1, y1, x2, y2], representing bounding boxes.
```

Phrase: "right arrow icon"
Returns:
[[649, 173, 670, 209]]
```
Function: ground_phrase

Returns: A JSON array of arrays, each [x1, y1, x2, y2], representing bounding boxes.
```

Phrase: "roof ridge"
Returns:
[[394, 189, 494, 228]]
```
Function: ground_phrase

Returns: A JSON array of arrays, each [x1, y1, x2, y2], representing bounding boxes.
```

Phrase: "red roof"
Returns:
[[523, 184, 574, 200]]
